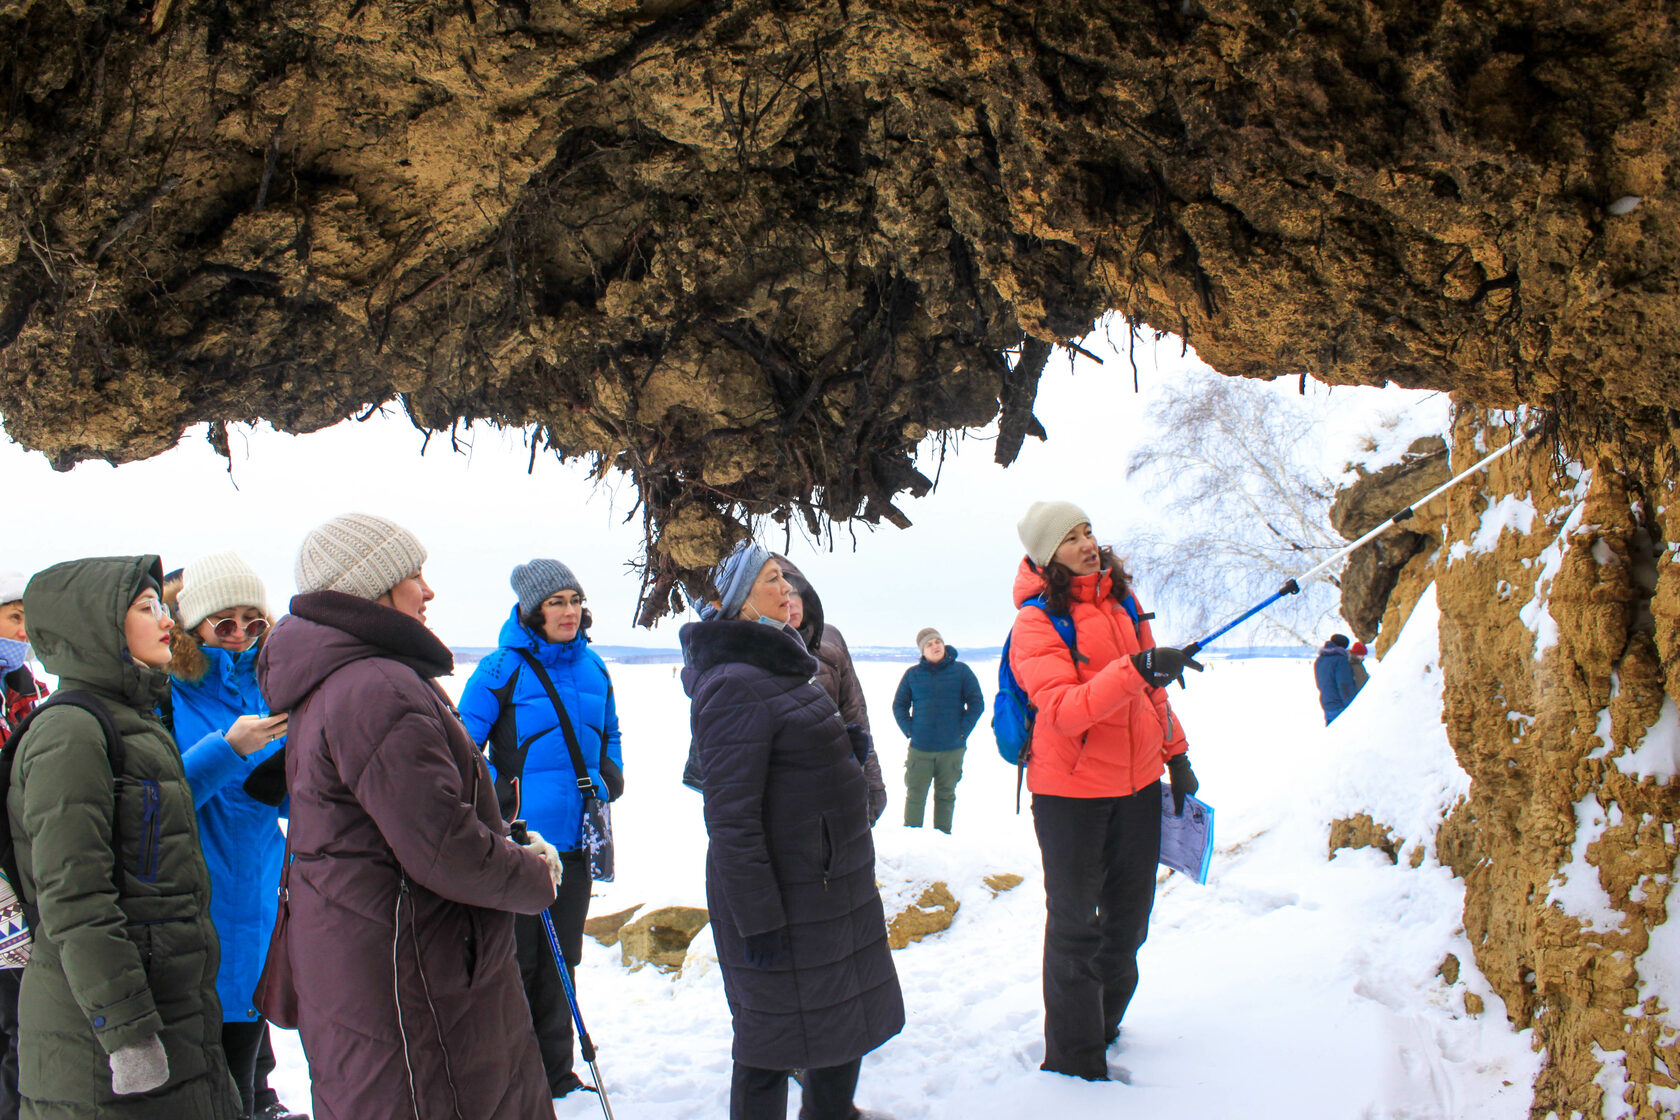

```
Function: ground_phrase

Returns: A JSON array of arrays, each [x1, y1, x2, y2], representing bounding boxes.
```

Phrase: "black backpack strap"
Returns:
[[1, 691, 127, 930], [512, 650, 599, 801]]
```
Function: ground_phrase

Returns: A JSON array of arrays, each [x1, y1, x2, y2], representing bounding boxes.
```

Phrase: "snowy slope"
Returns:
[[264, 590, 1539, 1118]]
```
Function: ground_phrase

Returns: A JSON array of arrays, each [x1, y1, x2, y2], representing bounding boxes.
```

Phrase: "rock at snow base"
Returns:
[[887, 882, 959, 949], [983, 873, 1023, 895], [1326, 813, 1400, 863], [584, 903, 644, 947], [619, 906, 711, 972]]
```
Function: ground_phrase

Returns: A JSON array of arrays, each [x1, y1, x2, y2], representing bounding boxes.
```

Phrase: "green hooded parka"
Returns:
[[8, 555, 240, 1119]]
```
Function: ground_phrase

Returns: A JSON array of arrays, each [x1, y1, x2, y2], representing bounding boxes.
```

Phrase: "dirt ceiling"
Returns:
[[1, 0, 1675, 618]]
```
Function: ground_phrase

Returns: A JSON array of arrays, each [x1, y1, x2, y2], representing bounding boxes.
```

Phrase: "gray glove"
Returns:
[[109, 1034, 168, 1095]]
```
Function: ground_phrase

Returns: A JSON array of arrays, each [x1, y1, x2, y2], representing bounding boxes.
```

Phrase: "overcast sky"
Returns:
[[3, 321, 1441, 650]]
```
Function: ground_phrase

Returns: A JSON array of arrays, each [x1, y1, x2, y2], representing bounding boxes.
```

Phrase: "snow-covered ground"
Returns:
[[266, 593, 1541, 1118]]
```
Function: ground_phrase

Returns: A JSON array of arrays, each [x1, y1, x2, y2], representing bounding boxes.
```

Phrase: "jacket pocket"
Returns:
[[1067, 737, 1091, 775], [818, 811, 837, 887], [135, 780, 162, 883], [463, 908, 481, 985]]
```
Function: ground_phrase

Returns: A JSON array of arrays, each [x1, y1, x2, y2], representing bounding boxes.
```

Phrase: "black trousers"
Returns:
[[222, 1020, 266, 1118], [514, 851, 592, 1096], [1032, 784, 1162, 1080], [0, 969, 19, 1120], [730, 1058, 862, 1120], [252, 1026, 279, 1111]]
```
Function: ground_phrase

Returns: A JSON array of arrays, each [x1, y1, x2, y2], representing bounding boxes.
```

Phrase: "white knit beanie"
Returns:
[[1017, 501, 1093, 567], [295, 513, 429, 600], [0, 571, 25, 606], [178, 551, 269, 629]]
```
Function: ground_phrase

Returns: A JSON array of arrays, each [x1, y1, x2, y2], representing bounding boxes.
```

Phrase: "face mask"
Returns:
[[0, 637, 31, 675], [755, 615, 788, 632]]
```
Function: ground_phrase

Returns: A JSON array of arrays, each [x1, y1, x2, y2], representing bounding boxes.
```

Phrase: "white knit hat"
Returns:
[[178, 551, 269, 629], [295, 513, 428, 600], [0, 571, 25, 606], [1017, 501, 1093, 567]]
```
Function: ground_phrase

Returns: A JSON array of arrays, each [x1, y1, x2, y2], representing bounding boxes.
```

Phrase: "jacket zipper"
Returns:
[[819, 816, 833, 889], [137, 781, 162, 883]]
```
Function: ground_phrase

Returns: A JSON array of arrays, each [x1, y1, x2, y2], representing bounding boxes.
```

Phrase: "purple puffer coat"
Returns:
[[681, 618, 904, 1071], [258, 591, 556, 1120]]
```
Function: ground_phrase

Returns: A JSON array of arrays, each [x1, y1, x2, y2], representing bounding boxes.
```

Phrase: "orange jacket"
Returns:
[[1008, 558, 1189, 799]]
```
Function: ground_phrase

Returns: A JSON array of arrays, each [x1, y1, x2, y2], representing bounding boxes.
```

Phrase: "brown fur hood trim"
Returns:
[[164, 575, 270, 684]]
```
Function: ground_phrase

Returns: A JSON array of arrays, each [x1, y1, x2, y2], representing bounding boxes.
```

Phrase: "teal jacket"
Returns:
[[892, 648, 985, 752]]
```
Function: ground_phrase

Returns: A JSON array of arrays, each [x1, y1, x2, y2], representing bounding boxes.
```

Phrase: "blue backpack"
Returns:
[[995, 593, 1146, 808]]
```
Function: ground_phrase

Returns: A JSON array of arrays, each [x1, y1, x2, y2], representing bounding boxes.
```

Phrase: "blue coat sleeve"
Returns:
[[958, 664, 985, 739], [603, 674, 622, 772], [180, 730, 251, 810], [457, 651, 513, 746], [892, 671, 914, 738]]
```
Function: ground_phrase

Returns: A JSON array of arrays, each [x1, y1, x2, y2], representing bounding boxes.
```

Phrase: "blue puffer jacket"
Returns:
[[1314, 643, 1357, 724], [891, 647, 985, 752], [458, 608, 623, 850], [171, 638, 285, 1025]]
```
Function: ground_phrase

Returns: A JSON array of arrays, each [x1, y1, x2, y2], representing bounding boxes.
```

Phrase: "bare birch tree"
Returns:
[[1123, 371, 1346, 647]]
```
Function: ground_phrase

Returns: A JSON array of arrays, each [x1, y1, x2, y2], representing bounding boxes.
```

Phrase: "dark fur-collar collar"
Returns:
[[680, 618, 818, 679]]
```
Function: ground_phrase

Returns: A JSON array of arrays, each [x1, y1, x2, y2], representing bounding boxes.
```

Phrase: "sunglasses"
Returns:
[[209, 616, 269, 641]]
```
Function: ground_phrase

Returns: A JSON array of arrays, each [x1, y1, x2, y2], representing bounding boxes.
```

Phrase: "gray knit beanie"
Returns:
[[916, 627, 943, 653], [1017, 500, 1093, 568], [510, 559, 583, 620], [295, 513, 428, 600]]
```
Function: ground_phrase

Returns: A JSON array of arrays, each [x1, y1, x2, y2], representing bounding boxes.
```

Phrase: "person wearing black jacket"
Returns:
[[682, 540, 902, 1120]]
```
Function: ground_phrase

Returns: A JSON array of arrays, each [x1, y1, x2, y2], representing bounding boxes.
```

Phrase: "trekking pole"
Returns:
[[510, 822, 616, 1120], [1182, 423, 1542, 657]]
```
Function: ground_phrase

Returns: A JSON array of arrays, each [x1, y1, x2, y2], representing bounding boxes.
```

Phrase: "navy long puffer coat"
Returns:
[[681, 619, 904, 1071]]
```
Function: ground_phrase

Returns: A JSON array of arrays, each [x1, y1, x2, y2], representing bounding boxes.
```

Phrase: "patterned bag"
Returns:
[[515, 651, 616, 883], [0, 874, 31, 969], [579, 795, 614, 883]]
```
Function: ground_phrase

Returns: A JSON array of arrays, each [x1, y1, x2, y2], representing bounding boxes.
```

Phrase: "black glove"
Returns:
[[844, 723, 872, 766], [1167, 754, 1198, 815], [600, 756, 625, 801], [241, 747, 288, 806], [742, 927, 788, 970], [1131, 646, 1205, 689]]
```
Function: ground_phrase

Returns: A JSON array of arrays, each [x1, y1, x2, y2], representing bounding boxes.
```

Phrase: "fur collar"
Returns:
[[680, 618, 819, 679], [288, 590, 453, 679]]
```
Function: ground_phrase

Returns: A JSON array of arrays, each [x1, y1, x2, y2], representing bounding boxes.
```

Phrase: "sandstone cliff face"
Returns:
[[1330, 434, 1451, 644], [1357, 412, 1679, 1117], [2, 1, 1678, 613]]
